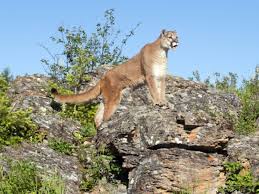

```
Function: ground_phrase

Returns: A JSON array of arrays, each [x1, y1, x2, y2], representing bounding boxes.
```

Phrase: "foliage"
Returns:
[[38, 172, 65, 194], [188, 66, 259, 135], [59, 102, 98, 141], [59, 102, 98, 128], [235, 67, 259, 134], [219, 162, 259, 194], [0, 75, 9, 93], [41, 9, 140, 91], [0, 160, 39, 193], [188, 70, 201, 82], [48, 138, 74, 155], [41, 10, 138, 191], [48, 80, 98, 140], [0, 67, 13, 83], [79, 145, 124, 191], [73, 123, 97, 143], [188, 70, 238, 93], [0, 160, 65, 194], [44, 9, 139, 139], [0, 75, 38, 146]]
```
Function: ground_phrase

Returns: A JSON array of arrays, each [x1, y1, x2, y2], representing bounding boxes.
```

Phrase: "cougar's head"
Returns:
[[160, 29, 179, 50]]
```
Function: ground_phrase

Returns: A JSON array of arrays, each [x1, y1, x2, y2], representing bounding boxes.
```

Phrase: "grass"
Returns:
[[0, 75, 39, 147], [79, 145, 126, 191], [48, 138, 74, 155], [0, 159, 65, 194]]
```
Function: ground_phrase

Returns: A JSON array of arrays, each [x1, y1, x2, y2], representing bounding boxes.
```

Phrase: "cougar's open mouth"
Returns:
[[171, 42, 178, 49]]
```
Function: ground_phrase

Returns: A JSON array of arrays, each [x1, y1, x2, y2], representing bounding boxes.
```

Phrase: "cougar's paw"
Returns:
[[153, 100, 170, 109], [152, 101, 164, 106]]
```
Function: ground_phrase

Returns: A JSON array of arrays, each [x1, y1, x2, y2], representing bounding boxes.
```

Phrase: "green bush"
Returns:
[[235, 68, 259, 134], [0, 160, 65, 194], [0, 67, 13, 83], [0, 160, 39, 193], [59, 102, 98, 128], [219, 162, 259, 194], [48, 80, 98, 140], [48, 138, 74, 155], [79, 145, 124, 191], [44, 9, 139, 138], [42, 9, 139, 91], [0, 75, 38, 146]]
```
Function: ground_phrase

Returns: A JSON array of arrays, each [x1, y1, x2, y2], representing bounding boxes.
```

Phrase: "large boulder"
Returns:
[[2, 75, 82, 193], [227, 131, 259, 179], [96, 75, 241, 193]]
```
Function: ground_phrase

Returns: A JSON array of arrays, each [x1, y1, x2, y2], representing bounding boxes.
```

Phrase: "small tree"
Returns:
[[41, 9, 140, 92], [41, 9, 140, 138], [0, 67, 13, 82]]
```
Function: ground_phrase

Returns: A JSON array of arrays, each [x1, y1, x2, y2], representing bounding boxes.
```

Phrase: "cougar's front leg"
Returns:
[[145, 75, 161, 105], [160, 76, 167, 104]]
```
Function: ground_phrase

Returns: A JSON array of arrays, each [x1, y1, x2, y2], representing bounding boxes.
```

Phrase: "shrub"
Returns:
[[0, 75, 38, 146], [235, 67, 259, 134], [48, 138, 74, 155], [79, 145, 124, 191], [219, 162, 259, 193], [44, 9, 139, 138], [41, 9, 140, 92], [0, 67, 13, 83], [48, 81, 98, 140], [0, 159, 65, 194], [59, 102, 98, 128]]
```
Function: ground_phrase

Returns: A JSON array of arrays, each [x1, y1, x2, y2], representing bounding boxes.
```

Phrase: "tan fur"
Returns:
[[52, 30, 179, 128]]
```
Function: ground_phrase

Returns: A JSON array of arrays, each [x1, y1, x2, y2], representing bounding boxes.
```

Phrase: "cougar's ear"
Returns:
[[160, 29, 166, 37]]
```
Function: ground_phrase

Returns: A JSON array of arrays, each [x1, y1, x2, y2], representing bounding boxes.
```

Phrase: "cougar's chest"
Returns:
[[152, 51, 167, 78]]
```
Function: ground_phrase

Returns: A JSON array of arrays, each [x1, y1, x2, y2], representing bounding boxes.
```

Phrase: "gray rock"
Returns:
[[96, 75, 240, 194], [227, 131, 259, 179], [8, 74, 81, 143], [128, 148, 225, 194]]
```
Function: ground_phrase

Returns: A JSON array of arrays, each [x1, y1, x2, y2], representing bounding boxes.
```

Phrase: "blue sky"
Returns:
[[0, 0, 258, 80]]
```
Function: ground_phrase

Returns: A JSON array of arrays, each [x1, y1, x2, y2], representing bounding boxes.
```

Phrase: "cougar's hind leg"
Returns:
[[102, 88, 122, 122], [94, 102, 104, 128]]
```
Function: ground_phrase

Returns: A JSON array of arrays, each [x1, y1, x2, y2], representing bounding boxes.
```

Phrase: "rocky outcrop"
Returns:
[[1, 67, 258, 194], [8, 75, 81, 143], [0, 143, 81, 194], [227, 131, 259, 179], [96, 76, 241, 193], [2, 75, 82, 193]]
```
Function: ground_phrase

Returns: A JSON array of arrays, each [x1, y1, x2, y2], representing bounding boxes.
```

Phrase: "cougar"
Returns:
[[51, 29, 179, 127]]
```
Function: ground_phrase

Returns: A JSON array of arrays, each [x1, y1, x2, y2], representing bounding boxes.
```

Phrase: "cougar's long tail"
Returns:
[[51, 81, 101, 104]]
